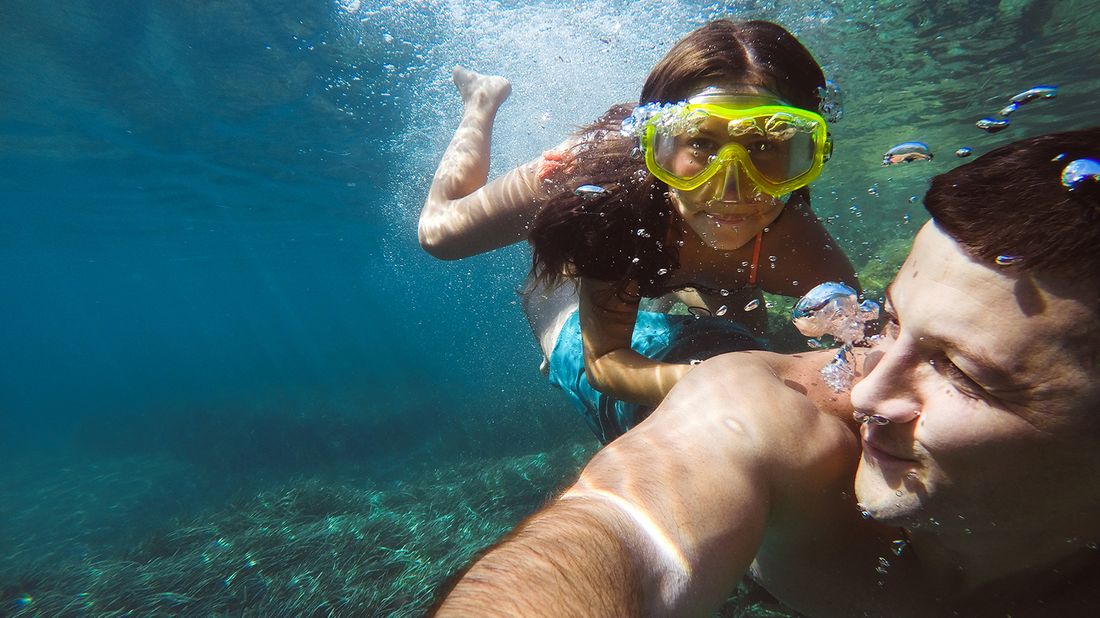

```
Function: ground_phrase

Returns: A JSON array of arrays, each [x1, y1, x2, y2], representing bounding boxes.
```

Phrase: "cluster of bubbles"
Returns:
[[791, 282, 880, 392], [975, 85, 1057, 134], [619, 101, 706, 139], [816, 80, 844, 123], [620, 82, 840, 143], [881, 86, 1059, 179]]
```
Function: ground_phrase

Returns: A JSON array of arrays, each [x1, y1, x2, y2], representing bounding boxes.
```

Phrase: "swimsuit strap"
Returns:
[[748, 230, 764, 286]]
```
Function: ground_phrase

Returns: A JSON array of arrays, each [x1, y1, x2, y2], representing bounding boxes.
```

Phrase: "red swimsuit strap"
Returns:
[[748, 231, 764, 286]]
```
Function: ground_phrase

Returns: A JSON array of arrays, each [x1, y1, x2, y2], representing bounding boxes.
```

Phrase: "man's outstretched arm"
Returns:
[[431, 357, 821, 616], [430, 493, 649, 616]]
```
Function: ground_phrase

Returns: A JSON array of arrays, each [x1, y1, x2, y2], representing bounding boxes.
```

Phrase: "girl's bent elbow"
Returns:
[[418, 224, 465, 260], [584, 359, 612, 394]]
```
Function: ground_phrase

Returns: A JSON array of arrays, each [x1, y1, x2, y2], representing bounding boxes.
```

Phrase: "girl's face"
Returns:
[[665, 85, 790, 251]]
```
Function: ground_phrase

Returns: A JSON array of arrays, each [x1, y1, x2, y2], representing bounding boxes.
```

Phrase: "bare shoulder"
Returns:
[[676, 349, 862, 423], [639, 350, 859, 489]]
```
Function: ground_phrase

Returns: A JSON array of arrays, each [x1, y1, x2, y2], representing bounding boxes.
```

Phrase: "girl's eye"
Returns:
[[688, 138, 717, 153]]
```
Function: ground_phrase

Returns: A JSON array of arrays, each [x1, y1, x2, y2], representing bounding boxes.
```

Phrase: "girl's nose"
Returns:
[[707, 161, 745, 202]]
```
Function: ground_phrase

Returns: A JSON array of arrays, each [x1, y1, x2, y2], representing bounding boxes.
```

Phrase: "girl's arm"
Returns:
[[418, 67, 574, 260], [579, 278, 694, 407]]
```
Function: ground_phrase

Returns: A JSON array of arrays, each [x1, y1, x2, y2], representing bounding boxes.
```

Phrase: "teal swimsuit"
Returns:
[[547, 310, 765, 444]]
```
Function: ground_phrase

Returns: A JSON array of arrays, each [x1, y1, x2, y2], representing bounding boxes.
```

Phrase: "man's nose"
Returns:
[[850, 343, 923, 424]]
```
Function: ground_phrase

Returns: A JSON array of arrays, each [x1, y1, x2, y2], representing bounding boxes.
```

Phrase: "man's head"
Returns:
[[924, 126, 1100, 290], [849, 128, 1100, 545]]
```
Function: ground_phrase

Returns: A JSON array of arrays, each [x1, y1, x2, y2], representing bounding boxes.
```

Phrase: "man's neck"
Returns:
[[906, 524, 1100, 602]]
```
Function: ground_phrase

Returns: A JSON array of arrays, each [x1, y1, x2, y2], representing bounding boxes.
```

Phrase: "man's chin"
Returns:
[[854, 464, 924, 526]]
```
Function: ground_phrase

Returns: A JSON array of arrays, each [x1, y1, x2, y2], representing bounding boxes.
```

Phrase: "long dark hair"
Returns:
[[529, 20, 827, 298]]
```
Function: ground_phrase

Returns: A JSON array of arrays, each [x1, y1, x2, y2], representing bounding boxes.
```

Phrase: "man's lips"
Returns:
[[861, 428, 918, 463]]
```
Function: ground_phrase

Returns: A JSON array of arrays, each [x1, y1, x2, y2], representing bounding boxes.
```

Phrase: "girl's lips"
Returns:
[[703, 212, 750, 225]]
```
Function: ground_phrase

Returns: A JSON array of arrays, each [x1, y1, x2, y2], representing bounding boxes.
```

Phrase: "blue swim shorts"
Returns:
[[547, 310, 765, 444]]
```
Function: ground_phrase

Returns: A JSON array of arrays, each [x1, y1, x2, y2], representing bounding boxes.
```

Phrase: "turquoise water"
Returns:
[[2, 1, 1098, 615]]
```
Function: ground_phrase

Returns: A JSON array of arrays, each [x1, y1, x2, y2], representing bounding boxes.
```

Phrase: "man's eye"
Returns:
[[930, 356, 984, 399], [879, 310, 900, 339]]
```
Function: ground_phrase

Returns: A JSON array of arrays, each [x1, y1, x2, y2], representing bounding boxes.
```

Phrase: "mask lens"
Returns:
[[651, 129, 722, 187], [747, 128, 816, 184]]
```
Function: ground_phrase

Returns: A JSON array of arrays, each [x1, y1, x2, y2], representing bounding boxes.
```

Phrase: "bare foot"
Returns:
[[453, 66, 512, 110]]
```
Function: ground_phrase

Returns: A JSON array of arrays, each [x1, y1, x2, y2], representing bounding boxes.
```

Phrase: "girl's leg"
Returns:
[[419, 67, 552, 260]]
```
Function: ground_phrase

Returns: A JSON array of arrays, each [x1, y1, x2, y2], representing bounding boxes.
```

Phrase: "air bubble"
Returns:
[[719, 288, 730, 296], [882, 142, 933, 166], [656, 268, 669, 276], [954, 147, 972, 158], [867, 184, 880, 197], [891, 539, 908, 556], [743, 299, 761, 312], [574, 184, 607, 198], [976, 117, 1010, 133], [716, 305, 729, 316], [1061, 158, 1100, 191], [995, 254, 1023, 266], [857, 503, 872, 519], [1009, 85, 1057, 106]]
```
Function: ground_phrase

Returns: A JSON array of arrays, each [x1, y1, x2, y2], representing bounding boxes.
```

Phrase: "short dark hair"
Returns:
[[924, 127, 1100, 290]]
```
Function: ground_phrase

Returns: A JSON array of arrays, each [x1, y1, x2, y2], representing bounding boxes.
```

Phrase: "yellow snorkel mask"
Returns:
[[624, 90, 832, 197]]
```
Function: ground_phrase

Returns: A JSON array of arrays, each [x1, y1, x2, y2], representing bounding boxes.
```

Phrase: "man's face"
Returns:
[[850, 222, 1100, 536]]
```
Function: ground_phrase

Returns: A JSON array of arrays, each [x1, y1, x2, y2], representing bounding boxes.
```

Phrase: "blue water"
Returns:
[[3, 0, 1099, 614]]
